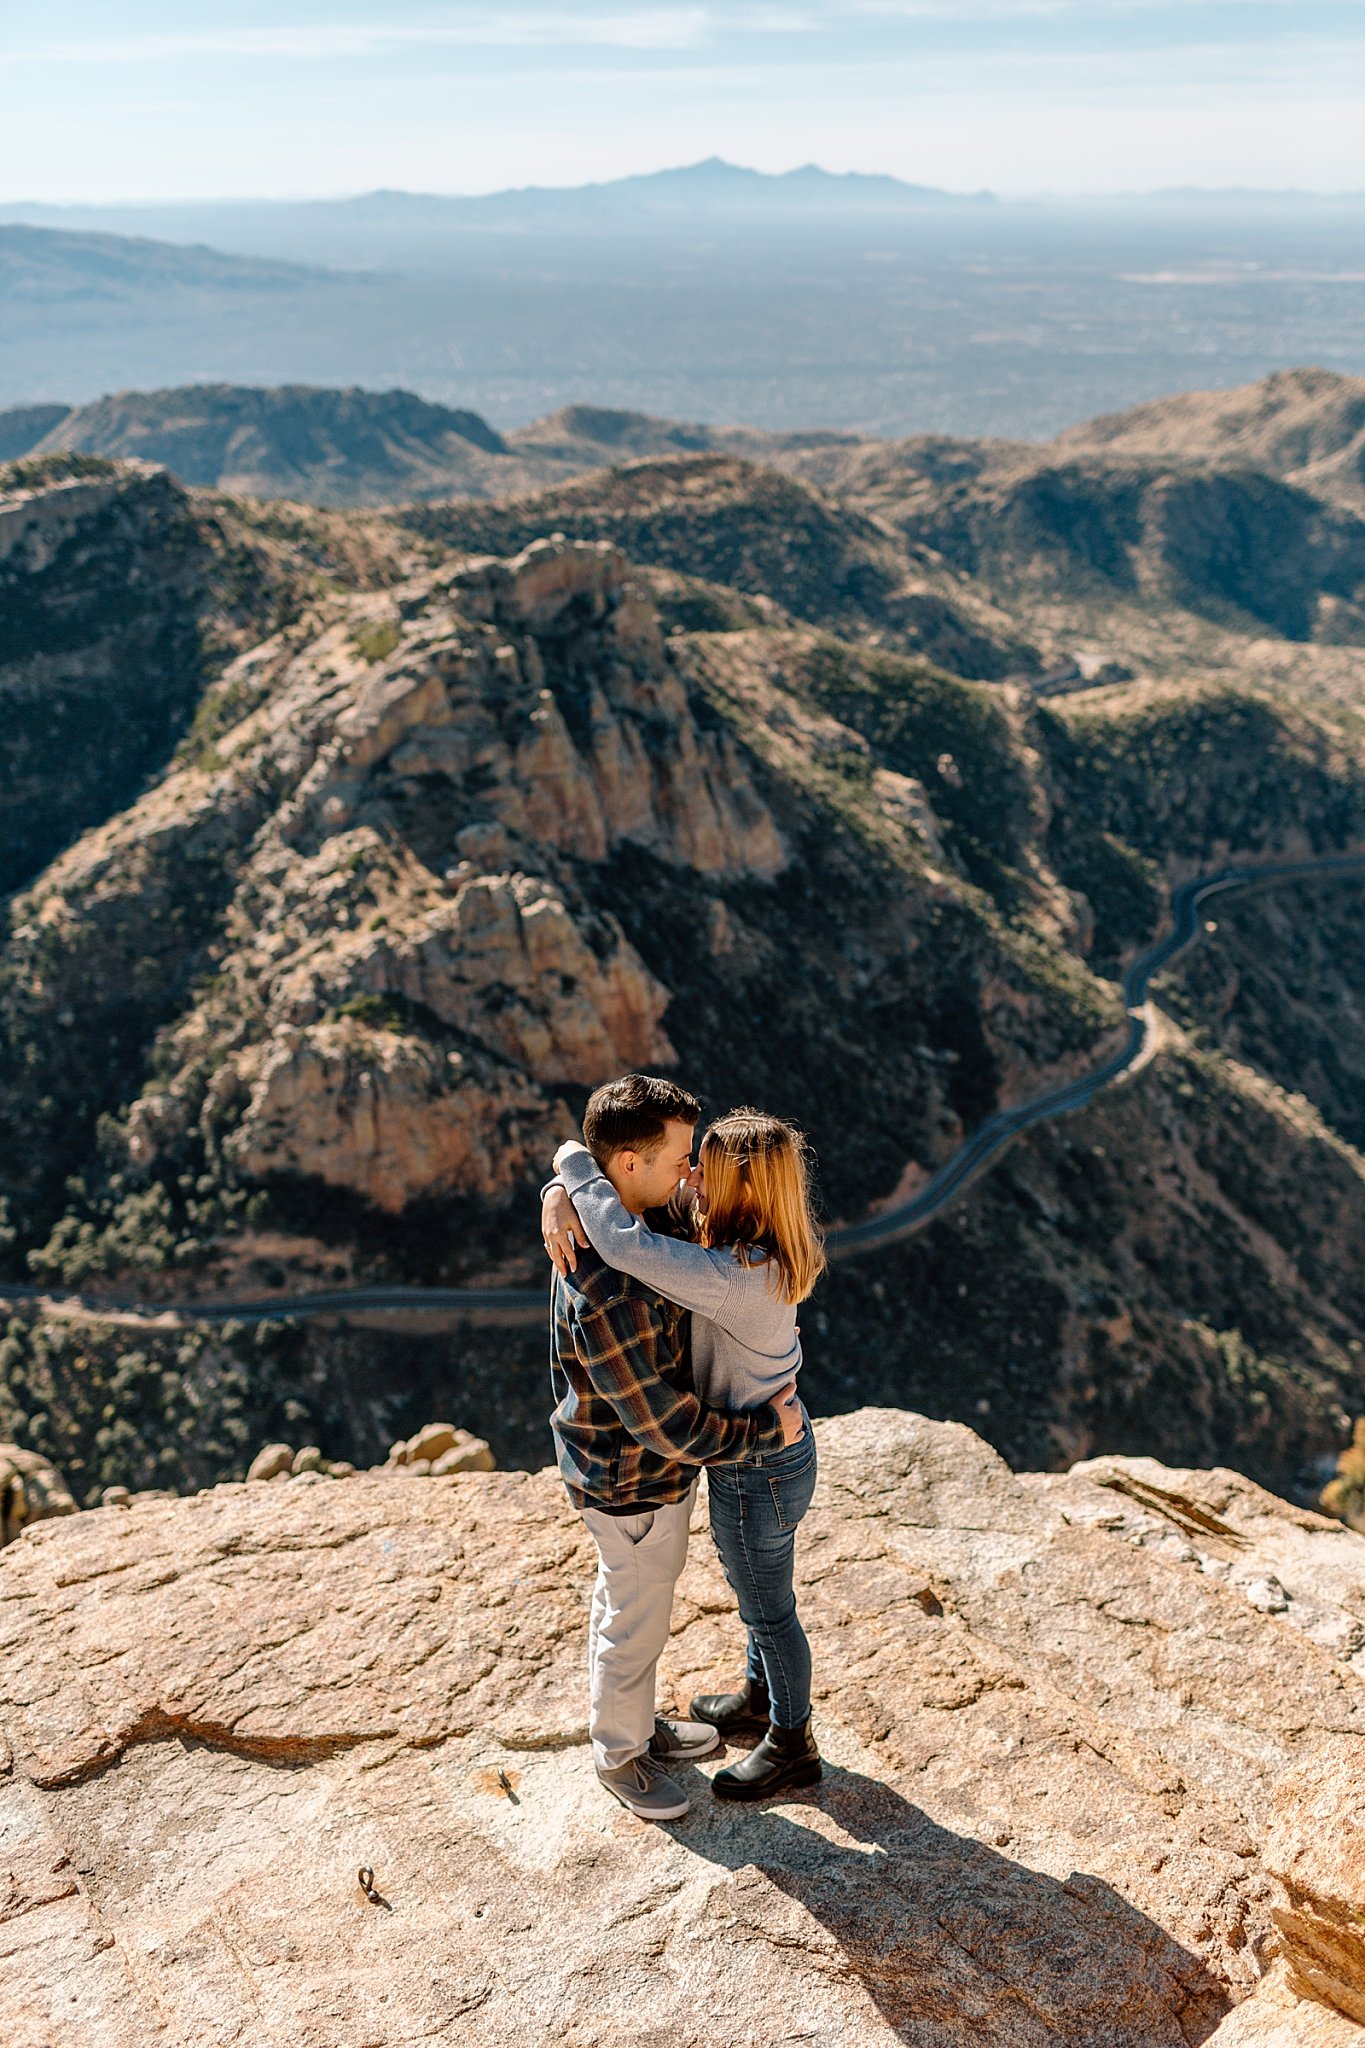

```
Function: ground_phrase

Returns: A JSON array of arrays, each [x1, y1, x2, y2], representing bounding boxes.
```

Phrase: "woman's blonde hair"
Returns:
[[697, 1108, 826, 1304]]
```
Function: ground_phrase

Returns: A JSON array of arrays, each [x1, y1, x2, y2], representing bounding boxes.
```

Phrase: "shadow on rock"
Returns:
[[678, 1764, 1230, 2048]]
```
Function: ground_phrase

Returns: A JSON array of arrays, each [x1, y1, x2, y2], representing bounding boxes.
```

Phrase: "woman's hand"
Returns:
[[542, 1184, 585, 1276], [771, 1380, 804, 1446]]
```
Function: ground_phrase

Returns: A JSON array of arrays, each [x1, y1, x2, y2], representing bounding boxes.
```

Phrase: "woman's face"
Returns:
[[690, 1145, 708, 1212]]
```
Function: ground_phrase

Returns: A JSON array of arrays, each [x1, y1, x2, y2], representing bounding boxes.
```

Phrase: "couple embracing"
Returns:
[[540, 1071, 825, 1822]]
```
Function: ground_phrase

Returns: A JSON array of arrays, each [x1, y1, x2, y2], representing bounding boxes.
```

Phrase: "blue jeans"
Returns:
[[706, 1412, 817, 1729]]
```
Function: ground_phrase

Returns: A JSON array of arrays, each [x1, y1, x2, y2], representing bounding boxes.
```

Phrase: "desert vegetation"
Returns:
[[5, 371, 1365, 1503]]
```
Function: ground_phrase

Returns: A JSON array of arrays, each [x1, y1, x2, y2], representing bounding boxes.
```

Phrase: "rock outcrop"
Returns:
[[4, 1408, 1365, 2044], [242, 1422, 493, 1482], [405, 453, 1040, 680], [0, 532, 795, 1230], [0, 1444, 75, 1547], [7, 512, 1107, 1269]]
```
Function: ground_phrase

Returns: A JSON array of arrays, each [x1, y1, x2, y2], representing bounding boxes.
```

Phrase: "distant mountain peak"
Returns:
[[332, 158, 992, 214], [575, 157, 992, 205]]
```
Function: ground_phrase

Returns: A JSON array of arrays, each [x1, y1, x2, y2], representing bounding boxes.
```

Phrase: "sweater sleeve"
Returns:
[[556, 1143, 735, 1319]]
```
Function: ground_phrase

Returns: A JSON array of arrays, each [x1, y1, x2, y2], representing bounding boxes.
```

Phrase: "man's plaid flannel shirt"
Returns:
[[550, 1242, 786, 1513]]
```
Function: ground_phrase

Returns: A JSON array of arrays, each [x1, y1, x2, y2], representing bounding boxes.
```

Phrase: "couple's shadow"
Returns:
[[673, 1762, 1230, 2048]]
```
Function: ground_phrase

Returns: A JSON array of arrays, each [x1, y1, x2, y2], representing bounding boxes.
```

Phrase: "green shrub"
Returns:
[[352, 618, 400, 663]]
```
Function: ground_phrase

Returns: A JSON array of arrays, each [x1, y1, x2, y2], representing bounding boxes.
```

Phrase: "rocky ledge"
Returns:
[[4, 1408, 1365, 2045]]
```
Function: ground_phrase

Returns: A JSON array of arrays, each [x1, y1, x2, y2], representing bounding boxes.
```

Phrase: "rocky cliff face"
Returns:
[[0, 536, 786, 1233], [6, 450, 1365, 1505], [4, 1408, 1365, 2045], [0, 508, 1111, 1288]]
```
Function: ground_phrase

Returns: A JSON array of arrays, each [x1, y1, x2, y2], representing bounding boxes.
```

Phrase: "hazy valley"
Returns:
[[5, 166, 1365, 438]]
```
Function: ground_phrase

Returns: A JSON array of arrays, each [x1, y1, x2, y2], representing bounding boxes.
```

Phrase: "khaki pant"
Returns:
[[581, 1484, 697, 1772]]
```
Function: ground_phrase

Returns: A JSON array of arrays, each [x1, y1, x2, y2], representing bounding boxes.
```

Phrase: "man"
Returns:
[[549, 1073, 800, 1822]]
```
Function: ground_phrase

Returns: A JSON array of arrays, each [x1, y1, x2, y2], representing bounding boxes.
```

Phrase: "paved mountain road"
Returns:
[[5, 852, 1365, 1330]]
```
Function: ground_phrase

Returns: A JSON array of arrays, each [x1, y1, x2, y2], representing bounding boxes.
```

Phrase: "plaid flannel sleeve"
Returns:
[[575, 1288, 786, 1466]]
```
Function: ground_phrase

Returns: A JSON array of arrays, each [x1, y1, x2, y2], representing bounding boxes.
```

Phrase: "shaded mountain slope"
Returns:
[[1161, 876, 1365, 1155], [0, 451, 427, 896], [878, 455, 1365, 645], [0, 222, 335, 301], [770, 372, 1365, 678], [0, 459, 212, 894]]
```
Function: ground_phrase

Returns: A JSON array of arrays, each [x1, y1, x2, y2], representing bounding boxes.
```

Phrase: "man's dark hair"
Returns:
[[582, 1073, 702, 1163]]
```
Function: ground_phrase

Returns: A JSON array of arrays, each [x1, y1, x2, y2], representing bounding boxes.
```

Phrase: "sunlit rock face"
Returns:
[[4, 474, 1122, 1341], [5, 1408, 1365, 2043], [9, 536, 791, 1217]]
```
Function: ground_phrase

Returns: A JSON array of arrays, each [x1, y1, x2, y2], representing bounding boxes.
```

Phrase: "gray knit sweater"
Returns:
[[554, 1142, 801, 1413]]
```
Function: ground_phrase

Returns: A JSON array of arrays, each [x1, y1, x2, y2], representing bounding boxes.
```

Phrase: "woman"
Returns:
[[541, 1108, 826, 1799]]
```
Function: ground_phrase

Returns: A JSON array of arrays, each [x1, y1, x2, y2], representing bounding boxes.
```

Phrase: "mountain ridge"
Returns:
[[16, 383, 508, 504], [5, 373, 1364, 687], [0, 222, 341, 300], [2, 159, 994, 238], [9, 363, 1363, 512], [7, 449, 1365, 1505]]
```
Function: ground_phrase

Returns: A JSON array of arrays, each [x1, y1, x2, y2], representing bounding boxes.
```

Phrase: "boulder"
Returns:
[[0, 1443, 77, 1547], [246, 1442, 294, 1483], [430, 1435, 494, 1476], [405, 1422, 458, 1464], [400, 1424, 495, 1475], [5, 1408, 1365, 2043], [1265, 1736, 1365, 2023], [1204, 1961, 1365, 2045]]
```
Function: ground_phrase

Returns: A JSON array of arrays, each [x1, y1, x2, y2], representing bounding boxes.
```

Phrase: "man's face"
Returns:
[[604, 1119, 698, 1215]]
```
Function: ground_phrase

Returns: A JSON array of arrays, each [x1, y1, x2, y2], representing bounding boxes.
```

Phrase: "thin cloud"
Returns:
[[10, 11, 726, 65], [847, 0, 1350, 13]]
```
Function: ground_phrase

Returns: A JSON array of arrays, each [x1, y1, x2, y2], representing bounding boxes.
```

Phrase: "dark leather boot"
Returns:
[[711, 1718, 822, 1801], [688, 1674, 770, 1737]]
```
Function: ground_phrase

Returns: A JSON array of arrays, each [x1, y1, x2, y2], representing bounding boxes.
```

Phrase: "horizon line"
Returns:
[[4, 156, 1365, 209]]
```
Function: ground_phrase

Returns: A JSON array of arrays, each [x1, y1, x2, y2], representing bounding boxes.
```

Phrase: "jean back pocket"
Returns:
[[767, 1437, 818, 1532]]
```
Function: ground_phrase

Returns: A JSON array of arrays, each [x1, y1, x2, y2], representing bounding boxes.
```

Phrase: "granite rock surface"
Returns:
[[4, 1407, 1365, 2044]]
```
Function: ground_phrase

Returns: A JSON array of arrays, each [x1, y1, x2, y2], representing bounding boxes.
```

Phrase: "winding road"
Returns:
[[5, 851, 1365, 1330]]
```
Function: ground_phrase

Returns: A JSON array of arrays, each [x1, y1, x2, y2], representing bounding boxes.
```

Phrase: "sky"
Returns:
[[1, 0, 1364, 204]]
